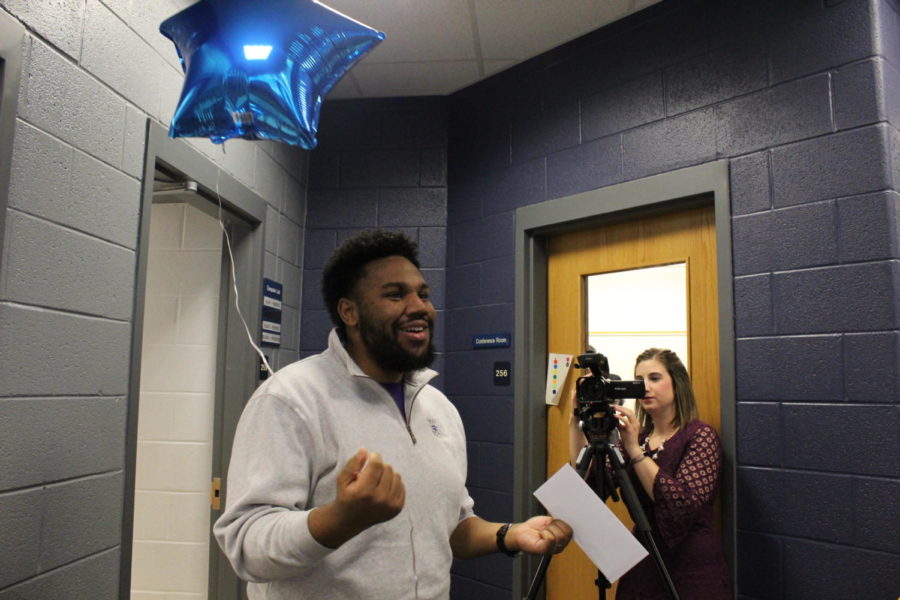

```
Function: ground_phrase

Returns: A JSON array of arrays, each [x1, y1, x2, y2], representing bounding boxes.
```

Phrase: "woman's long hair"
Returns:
[[634, 348, 699, 432]]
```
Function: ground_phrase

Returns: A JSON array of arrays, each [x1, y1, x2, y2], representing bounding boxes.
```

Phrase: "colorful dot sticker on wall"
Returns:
[[545, 353, 573, 405]]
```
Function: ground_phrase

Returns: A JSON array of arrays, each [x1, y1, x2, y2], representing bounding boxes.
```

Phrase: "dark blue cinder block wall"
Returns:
[[302, 0, 900, 598], [302, 97, 449, 388]]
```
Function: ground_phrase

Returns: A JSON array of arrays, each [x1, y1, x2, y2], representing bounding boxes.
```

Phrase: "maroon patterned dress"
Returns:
[[600, 420, 732, 600]]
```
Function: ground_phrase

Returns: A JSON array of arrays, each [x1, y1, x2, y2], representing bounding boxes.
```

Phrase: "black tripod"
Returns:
[[525, 426, 679, 600]]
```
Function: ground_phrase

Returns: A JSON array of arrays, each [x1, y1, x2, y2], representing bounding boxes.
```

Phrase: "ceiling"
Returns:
[[325, 0, 663, 99]]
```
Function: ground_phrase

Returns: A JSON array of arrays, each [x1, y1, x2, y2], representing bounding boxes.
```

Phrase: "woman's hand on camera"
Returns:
[[614, 405, 642, 459]]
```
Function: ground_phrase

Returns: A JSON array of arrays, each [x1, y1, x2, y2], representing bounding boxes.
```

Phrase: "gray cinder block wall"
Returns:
[[0, 1, 308, 596]]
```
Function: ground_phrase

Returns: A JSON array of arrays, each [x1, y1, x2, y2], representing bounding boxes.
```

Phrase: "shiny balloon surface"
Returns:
[[160, 0, 384, 148]]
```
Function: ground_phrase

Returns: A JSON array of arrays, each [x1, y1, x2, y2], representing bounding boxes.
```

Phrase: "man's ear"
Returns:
[[337, 297, 358, 328]]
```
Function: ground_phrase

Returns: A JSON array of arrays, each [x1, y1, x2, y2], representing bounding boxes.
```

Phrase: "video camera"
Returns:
[[574, 351, 646, 437]]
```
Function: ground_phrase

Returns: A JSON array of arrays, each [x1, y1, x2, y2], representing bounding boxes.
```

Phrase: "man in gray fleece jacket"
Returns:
[[214, 230, 572, 599]]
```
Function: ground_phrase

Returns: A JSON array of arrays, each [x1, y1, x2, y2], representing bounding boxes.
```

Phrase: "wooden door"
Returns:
[[545, 203, 720, 599]]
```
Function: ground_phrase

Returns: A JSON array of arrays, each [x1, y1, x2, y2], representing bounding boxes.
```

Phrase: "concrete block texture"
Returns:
[[732, 202, 838, 276], [378, 188, 447, 227], [81, 0, 162, 115], [769, 0, 874, 83], [716, 75, 832, 157], [308, 149, 340, 190], [734, 275, 775, 337], [729, 151, 771, 216], [844, 331, 899, 401], [452, 395, 514, 445], [0, 548, 120, 600], [448, 211, 514, 266], [18, 38, 126, 169], [2, 211, 136, 319], [316, 103, 383, 150], [277, 214, 301, 267], [157, 61, 183, 128], [9, 121, 141, 249], [445, 264, 480, 309], [893, 123, 900, 187], [302, 229, 336, 269], [0, 397, 126, 491], [420, 149, 447, 187], [0, 488, 44, 588], [547, 133, 622, 200], [837, 191, 900, 262], [623, 107, 717, 180], [855, 477, 900, 553], [462, 159, 545, 217], [451, 555, 513, 600], [448, 103, 512, 177], [122, 104, 147, 180], [736, 335, 843, 400], [475, 441, 513, 492], [782, 404, 899, 476], [832, 59, 886, 130], [0, 0, 85, 60], [340, 149, 420, 188], [510, 99, 580, 165], [305, 189, 378, 227], [581, 72, 664, 142], [282, 172, 308, 226], [277, 258, 301, 310], [299, 309, 333, 352], [253, 149, 285, 209], [771, 125, 891, 207], [264, 206, 279, 254], [878, 0, 900, 70], [782, 538, 900, 600], [736, 531, 782, 600], [417, 226, 448, 269], [665, 37, 768, 116], [125, 1, 186, 73], [736, 402, 782, 466], [420, 268, 446, 311], [737, 467, 855, 542], [884, 59, 900, 130], [0, 303, 130, 397], [40, 472, 124, 572], [480, 256, 515, 305], [772, 262, 897, 333]]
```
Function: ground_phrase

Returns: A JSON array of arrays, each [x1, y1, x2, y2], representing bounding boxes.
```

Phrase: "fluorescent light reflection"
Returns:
[[243, 45, 273, 60]]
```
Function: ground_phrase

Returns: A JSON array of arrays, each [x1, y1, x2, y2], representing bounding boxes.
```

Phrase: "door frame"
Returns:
[[512, 160, 735, 598], [122, 121, 267, 599], [0, 9, 25, 276]]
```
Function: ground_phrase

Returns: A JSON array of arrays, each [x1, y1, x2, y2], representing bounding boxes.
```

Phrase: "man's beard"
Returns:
[[357, 310, 436, 374]]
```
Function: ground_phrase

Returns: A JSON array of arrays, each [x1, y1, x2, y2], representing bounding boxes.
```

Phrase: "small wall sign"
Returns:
[[494, 361, 511, 386], [472, 333, 511, 349], [261, 278, 282, 347]]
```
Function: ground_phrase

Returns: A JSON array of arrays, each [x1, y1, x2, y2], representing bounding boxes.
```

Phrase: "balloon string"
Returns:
[[215, 162, 274, 377]]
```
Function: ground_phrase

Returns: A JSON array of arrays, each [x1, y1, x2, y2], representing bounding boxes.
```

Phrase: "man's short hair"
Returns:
[[322, 229, 421, 337]]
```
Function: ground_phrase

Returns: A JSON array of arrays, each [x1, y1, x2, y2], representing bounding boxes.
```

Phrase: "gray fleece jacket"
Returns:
[[214, 329, 475, 599]]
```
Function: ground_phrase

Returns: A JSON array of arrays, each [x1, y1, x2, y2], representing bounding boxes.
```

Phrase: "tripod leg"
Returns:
[[525, 554, 552, 600], [605, 442, 681, 600]]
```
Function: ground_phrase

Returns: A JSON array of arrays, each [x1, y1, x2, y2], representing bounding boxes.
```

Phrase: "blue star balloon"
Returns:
[[160, 0, 385, 148]]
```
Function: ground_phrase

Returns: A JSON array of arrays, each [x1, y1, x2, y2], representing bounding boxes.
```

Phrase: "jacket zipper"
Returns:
[[405, 393, 417, 444]]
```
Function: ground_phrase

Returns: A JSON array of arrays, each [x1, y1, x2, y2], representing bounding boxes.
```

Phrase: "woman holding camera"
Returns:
[[568, 348, 731, 600]]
